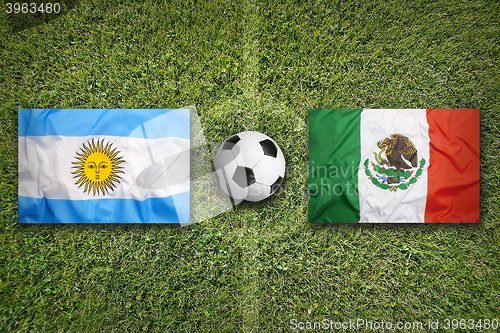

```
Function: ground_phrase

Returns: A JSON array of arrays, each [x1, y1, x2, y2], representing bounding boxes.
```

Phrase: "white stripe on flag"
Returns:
[[358, 109, 430, 222], [19, 135, 190, 200]]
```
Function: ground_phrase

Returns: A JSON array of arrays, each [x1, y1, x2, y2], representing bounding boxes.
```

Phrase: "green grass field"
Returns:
[[1, 0, 499, 331]]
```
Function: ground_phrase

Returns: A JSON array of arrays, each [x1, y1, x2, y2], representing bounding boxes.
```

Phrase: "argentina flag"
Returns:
[[18, 109, 190, 223]]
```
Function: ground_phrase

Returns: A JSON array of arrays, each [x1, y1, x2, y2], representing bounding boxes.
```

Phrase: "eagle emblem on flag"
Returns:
[[364, 133, 426, 192]]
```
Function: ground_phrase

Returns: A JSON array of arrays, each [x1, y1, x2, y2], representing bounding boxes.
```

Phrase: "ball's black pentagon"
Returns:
[[259, 139, 278, 158], [232, 166, 256, 188], [223, 135, 241, 150], [270, 176, 283, 193]]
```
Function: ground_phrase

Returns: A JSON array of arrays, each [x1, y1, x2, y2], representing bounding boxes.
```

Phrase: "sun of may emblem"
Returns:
[[364, 133, 426, 192], [71, 138, 125, 196]]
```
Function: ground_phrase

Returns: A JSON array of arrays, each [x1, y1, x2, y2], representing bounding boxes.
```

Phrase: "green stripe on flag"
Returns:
[[309, 109, 362, 223]]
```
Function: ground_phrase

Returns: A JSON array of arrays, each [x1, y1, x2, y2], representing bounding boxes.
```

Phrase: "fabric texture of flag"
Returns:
[[309, 109, 480, 223], [18, 109, 190, 223]]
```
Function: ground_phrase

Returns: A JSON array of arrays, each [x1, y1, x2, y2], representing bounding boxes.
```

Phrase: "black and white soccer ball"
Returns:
[[214, 131, 285, 202]]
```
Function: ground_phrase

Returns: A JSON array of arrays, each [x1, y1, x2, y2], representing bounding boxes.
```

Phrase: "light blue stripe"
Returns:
[[18, 192, 190, 223], [18, 109, 190, 140]]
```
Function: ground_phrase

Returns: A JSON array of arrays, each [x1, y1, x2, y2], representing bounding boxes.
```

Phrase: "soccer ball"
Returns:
[[214, 131, 285, 202]]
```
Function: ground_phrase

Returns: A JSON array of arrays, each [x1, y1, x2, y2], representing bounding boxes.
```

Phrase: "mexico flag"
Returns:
[[308, 109, 480, 223]]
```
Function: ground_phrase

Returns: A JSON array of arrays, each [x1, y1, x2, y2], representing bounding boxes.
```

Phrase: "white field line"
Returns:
[[239, 0, 262, 331]]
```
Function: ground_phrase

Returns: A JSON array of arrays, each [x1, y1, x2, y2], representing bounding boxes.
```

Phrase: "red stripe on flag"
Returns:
[[425, 109, 480, 223]]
